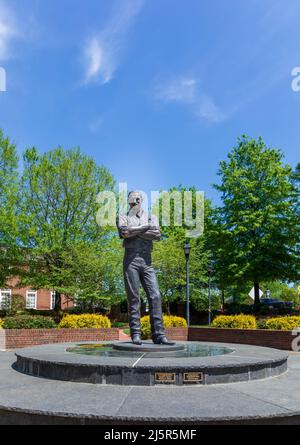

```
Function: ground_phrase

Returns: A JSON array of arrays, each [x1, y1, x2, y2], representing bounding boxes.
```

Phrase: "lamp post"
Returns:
[[208, 266, 214, 326], [184, 241, 191, 327]]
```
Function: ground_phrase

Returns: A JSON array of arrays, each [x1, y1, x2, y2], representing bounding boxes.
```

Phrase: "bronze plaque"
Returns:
[[183, 372, 203, 383], [155, 372, 176, 383]]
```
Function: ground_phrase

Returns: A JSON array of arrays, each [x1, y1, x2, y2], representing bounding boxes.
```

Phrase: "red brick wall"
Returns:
[[6, 327, 295, 351], [4, 328, 187, 349], [165, 327, 188, 341], [61, 295, 74, 310], [4, 276, 74, 310], [188, 327, 295, 350], [5, 328, 119, 349]]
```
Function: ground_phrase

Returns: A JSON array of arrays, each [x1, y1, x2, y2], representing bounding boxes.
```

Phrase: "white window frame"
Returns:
[[0, 289, 12, 309], [50, 291, 56, 310], [26, 290, 37, 310]]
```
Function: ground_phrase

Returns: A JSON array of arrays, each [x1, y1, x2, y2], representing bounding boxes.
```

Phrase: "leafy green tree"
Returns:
[[204, 200, 230, 307], [0, 130, 21, 286], [20, 146, 116, 313], [153, 234, 212, 314], [213, 135, 299, 305], [280, 287, 299, 307], [152, 186, 209, 314], [292, 163, 300, 282], [153, 235, 185, 312], [52, 237, 124, 312]]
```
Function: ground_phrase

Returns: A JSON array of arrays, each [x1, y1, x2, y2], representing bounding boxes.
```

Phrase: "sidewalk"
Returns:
[[118, 329, 131, 341], [0, 330, 5, 351]]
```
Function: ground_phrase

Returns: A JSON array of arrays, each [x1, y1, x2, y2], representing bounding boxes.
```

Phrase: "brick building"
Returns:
[[0, 276, 73, 311]]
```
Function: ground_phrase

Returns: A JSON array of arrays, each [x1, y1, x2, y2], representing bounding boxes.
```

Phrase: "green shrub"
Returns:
[[0, 318, 3, 329], [265, 316, 300, 331], [212, 315, 257, 330], [3, 315, 56, 329], [112, 322, 128, 328], [4, 295, 26, 316], [257, 319, 267, 330], [141, 315, 187, 339], [58, 314, 111, 329]]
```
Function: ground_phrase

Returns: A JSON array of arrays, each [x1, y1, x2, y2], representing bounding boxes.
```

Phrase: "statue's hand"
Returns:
[[121, 229, 131, 238], [128, 224, 150, 234]]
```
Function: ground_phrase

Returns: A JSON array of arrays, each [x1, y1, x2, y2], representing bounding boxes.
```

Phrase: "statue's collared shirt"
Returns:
[[117, 209, 161, 251]]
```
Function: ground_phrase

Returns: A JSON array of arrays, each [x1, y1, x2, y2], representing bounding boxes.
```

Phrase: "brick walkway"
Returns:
[[118, 329, 131, 341]]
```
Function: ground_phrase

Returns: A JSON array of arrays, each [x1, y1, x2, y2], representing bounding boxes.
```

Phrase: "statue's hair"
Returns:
[[128, 191, 142, 198]]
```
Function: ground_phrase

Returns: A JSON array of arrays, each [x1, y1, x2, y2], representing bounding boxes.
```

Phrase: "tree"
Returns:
[[153, 233, 211, 314], [204, 200, 231, 306], [52, 237, 124, 312], [20, 146, 116, 313], [213, 135, 299, 305], [152, 234, 186, 314], [152, 186, 209, 314], [292, 163, 300, 282], [0, 130, 21, 287]]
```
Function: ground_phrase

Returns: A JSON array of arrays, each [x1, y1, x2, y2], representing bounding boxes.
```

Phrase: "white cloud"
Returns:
[[89, 115, 104, 133], [84, 38, 109, 84], [196, 96, 225, 124], [154, 77, 197, 104], [153, 76, 226, 124], [0, 0, 19, 60], [83, 0, 144, 85]]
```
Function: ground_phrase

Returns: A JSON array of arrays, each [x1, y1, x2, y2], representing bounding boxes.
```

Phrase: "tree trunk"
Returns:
[[221, 289, 225, 312], [54, 291, 62, 313], [254, 282, 260, 306], [166, 302, 171, 316]]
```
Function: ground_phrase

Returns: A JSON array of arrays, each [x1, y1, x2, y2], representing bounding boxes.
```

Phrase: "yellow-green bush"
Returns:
[[58, 314, 111, 329], [0, 318, 3, 329], [265, 316, 300, 331], [212, 315, 257, 330], [141, 315, 187, 339]]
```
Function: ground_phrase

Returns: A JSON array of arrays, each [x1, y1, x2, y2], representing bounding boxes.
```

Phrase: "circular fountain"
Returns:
[[15, 341, 288, 386]]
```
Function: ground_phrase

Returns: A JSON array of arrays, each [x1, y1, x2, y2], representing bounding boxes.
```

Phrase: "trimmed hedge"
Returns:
[[141, 315, 187, 339], [112, 322, 128, 328], [265, 316, 300, 331], [212, 315, 257, 330], [58, 314, 111, 329], [3, 315, 56, 329]]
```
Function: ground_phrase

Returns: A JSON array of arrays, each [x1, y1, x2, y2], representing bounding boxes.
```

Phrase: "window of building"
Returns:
[[26, 290, 37, 309], [50, 291, 56, 310], [0, 289, 12, 309]]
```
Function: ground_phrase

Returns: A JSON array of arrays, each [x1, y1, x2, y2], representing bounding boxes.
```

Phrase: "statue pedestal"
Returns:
[[15, 342, 288, 386]]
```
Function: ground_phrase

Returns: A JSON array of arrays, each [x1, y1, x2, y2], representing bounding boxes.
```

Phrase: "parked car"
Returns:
[[260, 298, 293, 309]]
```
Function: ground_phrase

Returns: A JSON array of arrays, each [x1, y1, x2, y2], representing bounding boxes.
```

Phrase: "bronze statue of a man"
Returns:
[[117, 191, 171, 346]]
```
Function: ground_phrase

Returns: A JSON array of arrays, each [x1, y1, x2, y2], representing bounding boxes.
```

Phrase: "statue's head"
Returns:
[[128, 191, 143, 212]]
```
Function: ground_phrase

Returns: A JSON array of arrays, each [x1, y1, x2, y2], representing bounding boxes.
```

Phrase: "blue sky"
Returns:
[[0, 0, 299, 202]]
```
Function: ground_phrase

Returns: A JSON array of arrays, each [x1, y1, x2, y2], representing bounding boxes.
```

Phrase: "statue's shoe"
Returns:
[[131, 334, 142, 345], [152, 336, 175, 346]]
